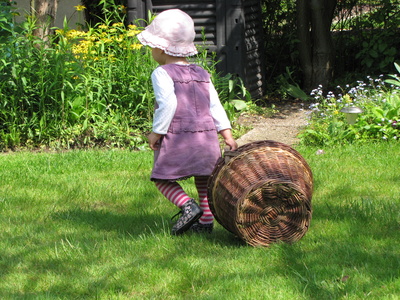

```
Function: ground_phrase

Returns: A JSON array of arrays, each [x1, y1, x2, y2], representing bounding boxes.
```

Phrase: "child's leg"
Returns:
[[195, 176, 214, 224], [155, 180, 203, 235], [154, 181, 191, 207]]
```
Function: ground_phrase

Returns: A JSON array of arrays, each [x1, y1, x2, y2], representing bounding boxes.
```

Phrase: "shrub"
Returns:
[[0, 3, 249, 151], [299, 64, 400, 146], [0, 3, 157, 150]]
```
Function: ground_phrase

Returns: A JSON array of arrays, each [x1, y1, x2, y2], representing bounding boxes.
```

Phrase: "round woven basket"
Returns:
[[208, 140, 313, 247]]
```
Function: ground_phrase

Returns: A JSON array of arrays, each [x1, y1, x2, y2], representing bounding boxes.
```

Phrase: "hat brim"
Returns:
[[137, 30, 198, 57]]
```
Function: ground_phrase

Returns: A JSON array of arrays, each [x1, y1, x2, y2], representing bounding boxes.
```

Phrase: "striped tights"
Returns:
[[155, 177, 213, 224]]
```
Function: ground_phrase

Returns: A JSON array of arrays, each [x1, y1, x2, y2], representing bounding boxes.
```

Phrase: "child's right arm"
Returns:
[[147, 132, 163, 150], [151, 67, 177, 135], [148, 68, 176, 151]]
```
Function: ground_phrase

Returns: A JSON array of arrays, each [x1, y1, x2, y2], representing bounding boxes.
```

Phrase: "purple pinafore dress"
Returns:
[[151, 64, 221, 181]]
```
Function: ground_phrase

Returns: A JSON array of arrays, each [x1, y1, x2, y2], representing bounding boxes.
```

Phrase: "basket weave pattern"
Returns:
[[208, 140, 313, 247]]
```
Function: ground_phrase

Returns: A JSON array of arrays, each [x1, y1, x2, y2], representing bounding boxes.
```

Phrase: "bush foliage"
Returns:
[[1, 1, 399, 150], [261, 0, 400, 94], [0, 3, 157, 150], [299, 63, 400, 146], [0, 2, 249, 151]]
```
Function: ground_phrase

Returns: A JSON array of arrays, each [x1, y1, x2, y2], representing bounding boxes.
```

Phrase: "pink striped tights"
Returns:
[[155, 177, 213, 224]]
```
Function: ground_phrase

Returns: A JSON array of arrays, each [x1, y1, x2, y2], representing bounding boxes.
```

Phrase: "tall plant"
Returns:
[[0, 1, 248, 151], [0, 2, 156, 150]]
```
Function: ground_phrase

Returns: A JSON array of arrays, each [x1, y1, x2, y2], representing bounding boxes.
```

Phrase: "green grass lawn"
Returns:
[[0, 144, 399, 299]]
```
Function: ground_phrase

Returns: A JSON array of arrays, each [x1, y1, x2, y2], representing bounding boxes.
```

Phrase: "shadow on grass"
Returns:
[[274, 190, 400, 298], [4, 184, 396, 298], [278, 228, 399, 299], [191, 177, 399, 298], [51, 205, 247, 248], [52, 208, 165, 236]]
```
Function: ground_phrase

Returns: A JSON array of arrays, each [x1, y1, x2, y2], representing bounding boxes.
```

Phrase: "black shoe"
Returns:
[[190, 221, 214, 234], [171, 199, 203, 235]]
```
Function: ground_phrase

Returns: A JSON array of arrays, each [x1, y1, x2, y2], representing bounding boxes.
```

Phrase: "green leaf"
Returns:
[[385, 79, 400, 88], [285, 84, 309, 101], [230, 99, 247, 111], [83, 119, 88, 131], [378, 43, 387, 53], [386, 47, 396, 56], [386, 108, 399, 120], [371, 107, 384, 119], [394, 62, 400, 74], [228, 79, 234, 93], [365, 59, 373, 68], [370, 49, 379, 58]]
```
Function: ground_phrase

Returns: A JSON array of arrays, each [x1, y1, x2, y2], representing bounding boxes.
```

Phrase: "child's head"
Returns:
[[137, 9, 197, 57]]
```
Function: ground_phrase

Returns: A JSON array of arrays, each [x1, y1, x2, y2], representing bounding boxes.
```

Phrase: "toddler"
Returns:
[[137, 9, 237, 235]]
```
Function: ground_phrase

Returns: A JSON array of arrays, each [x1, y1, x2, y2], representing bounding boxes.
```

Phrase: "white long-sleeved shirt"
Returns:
[[151, 66, 232, 135]]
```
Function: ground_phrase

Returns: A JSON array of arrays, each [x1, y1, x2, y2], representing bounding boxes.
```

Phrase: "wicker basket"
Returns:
[[208, 140, 313, 247]]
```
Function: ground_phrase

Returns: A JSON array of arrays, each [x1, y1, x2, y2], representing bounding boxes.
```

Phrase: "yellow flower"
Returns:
[[55, 29, 64, 35], [98, 24, 108, 30], [107, 54, 116, 62], [134, 30, 142, 35], [74, 5, 86, 12], [80, 40, 93, 47], [72, 45, 85, 55], [117, 5, 127, 13], [127, 30, 140, 37], [343, 94, 352, 103], [112, 22, 124, 28], [130, 44, 143, 50], [65, 29, 87, 39], [128, 24, 137, 30]]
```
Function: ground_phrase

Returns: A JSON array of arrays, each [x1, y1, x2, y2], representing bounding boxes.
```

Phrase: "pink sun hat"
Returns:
[[137, 9, 198, 57]]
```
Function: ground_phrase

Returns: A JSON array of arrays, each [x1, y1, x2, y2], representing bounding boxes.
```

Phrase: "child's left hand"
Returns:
[[225, 138, 238, 151], [148, 132, 163, 150], [219, 129, 238, 151]]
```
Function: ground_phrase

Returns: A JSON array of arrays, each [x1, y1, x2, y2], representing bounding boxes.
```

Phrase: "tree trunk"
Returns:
[[297, 0, 337, 92], [297, 0, 312, 90], [31, 0, 59, 41]]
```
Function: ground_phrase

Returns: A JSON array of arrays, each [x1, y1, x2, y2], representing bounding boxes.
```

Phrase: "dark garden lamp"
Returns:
[[340, 106, 363, 125]]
